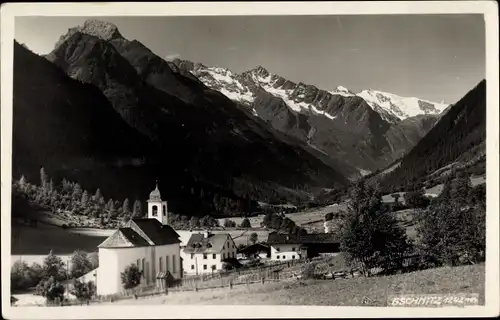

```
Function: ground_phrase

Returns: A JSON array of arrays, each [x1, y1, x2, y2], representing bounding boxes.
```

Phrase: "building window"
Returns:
[[166, 256, 170, 272], [136, 259, 140, 268], [159, 257, 163, 272], [203, 254, 207, 259], [292, 247, 295, 252], [152, 205, 158, 216], [211, 265, 216, 271], [276, 255, 280, 259], [203, 265, 207, 270], [292, 255, 295, 260], [163, 205, 166, 216], [276, 247, 280, 252], [212, 254, 216, 259], [222, 253, 225, 260], [191, 265, 195, 270], [141, 258, 145, 277], [191, 253, 194, 259], [172, 255, 176, 273]]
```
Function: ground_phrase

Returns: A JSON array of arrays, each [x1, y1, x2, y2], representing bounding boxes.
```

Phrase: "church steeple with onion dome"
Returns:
[[147, 179, 168, 225]]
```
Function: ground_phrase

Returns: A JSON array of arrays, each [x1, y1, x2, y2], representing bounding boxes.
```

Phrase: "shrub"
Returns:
[[36, 276, 65, 302], [240, 218, 251, 228], [70, 250, 94, 279], [324, 212, 334, 221], [120, 264, 142, 290], [249, 232, 258, 244], [72, 279, 96, 301], [404, 190, 430, 209], [11, 261, 35, 292]]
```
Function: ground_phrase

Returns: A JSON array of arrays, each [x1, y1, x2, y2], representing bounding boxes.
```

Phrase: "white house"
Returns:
[[267, 232, 340, 262], [96, 183, 182, 296], [182, 230, 237, 275]]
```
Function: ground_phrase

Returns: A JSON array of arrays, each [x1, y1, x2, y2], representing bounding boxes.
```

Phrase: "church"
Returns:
[[96, 182, 182, 296]]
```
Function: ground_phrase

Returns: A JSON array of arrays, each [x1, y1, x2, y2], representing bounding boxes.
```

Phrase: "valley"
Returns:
[[8, 17, 488, 311]]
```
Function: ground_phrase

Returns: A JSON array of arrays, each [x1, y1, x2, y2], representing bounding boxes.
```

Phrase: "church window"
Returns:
[[172, 255, 176, 273], [137, 259, 140, 268], [141, 258, 145, 276], [152, 205, 158, 216], [163, 205, 166, 216], [166, 256, 169, 272], [222, 253, 225, 260], [159, 257, 163, 272]]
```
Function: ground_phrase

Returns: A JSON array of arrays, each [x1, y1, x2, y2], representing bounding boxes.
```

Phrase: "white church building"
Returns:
[[96, 182, 182, 296]]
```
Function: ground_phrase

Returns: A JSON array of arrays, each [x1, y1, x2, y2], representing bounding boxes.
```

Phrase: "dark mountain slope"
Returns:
[[14, 22, 349, 216], [12, 41, 156, 200], [46, 31, 347, 190], [378, 80, 486, 191]]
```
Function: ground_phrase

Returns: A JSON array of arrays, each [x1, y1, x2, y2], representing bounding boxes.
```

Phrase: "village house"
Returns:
[[181, 230, 237, 275], [237, 243, 270, 260], [96, 183, 182, 296], [267, 232, 340, 261]]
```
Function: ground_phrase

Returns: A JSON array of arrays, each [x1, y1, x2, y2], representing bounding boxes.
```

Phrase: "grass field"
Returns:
[[103, 264, 484, 306]]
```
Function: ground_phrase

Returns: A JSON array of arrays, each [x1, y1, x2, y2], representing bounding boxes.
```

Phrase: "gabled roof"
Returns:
[[98, 228, 149, 248], [238, 243, 270, 254], [98, 218, 181, 249], [267, 232, 340, 245], [183, 233, 231, 254], [126, 219, 181, 246]]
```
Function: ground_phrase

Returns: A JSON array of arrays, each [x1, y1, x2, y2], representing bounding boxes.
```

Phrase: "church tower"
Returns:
[[147, 180, 168, 225]]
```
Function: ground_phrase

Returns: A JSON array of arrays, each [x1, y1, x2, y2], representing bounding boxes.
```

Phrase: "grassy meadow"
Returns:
[[103, 264, 484, 306]]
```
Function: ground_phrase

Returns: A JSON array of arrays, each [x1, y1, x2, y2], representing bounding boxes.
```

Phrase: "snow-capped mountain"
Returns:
[[169, 59, 448, 124], [169, 59, 444, 174], [357, 89, 448, 121]]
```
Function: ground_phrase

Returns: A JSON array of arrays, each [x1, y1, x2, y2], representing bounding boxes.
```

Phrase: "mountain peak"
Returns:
[[80, 19, 123, 41], [251, 65, 270, 76], [53, 20, 124, 51]]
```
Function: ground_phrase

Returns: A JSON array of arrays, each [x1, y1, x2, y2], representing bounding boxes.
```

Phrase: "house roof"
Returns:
[[267, 232, 340, 245], [238, 243, 270, 254], [183, 233, 231, 254], [98, 218, 181, 248], [127, 219, 181, 245], [98, 228, 149, 248]]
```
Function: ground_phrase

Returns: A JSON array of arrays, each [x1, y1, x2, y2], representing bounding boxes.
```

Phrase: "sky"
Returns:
[[15, 15, 485, 104]]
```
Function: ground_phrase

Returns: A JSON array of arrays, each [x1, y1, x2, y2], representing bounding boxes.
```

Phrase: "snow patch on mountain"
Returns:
[[357, 89, 448, 120], [329, 86, 355, 97], [175, 59, 448, 123]]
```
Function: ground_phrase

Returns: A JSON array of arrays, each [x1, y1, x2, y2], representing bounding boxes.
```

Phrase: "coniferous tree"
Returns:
[[40, 167, 48, 190], [19, 175, 27, 191], [94, 189, 102, 202], [72, 183, 82, 202], [122, 198, 131, 215], [339, 181, 410, 276], [81, 190, 89, 205], [132, 200, 142, 218], [107, 199, 116, 218]]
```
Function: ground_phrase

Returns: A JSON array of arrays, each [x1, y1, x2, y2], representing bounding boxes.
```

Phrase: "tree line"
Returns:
[[11, 250, 98, 303], [338, 170, 485, 276], [261, 212, 308, 236], [12, 168, 147, 228]]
